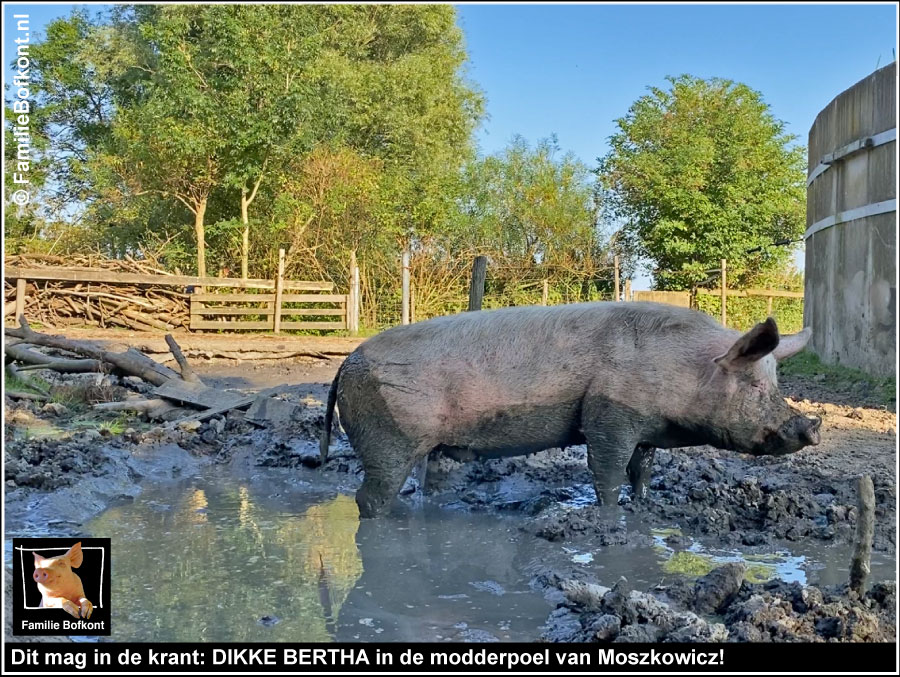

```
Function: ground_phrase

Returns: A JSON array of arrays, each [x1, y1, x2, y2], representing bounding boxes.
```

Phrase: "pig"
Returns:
[[32, 542, 93, 620], [319, 302, 821, 518]]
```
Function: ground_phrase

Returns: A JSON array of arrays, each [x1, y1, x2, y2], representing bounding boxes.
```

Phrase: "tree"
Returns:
[[457, 135, 598, 269], [596, 75, 806, 290], [21, 5, 484, 285]]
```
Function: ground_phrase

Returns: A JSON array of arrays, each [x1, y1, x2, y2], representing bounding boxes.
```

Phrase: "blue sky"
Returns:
[[4, 2, 898, 286], [456, 3, 897, 161]]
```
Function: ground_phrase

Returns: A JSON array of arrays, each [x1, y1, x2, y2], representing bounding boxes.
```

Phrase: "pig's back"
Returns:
[[353, 302, 719, 442]]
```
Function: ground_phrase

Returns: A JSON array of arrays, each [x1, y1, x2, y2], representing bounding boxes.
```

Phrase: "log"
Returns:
[[4, 317, 180, 386], [8, 343, 104, 374], [165, 334, 201, 383], [5, 390, 48, 402], [5, 362, 51, 397], [93, 398, 180, 420], [849, 475, 875, 596]]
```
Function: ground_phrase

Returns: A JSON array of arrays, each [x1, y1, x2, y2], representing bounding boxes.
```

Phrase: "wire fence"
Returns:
[[359, 256, 804, 335]]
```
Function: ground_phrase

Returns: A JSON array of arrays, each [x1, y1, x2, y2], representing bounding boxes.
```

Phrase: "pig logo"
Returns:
[[12, 537, 111, 636], [32, 542, 93, 620]]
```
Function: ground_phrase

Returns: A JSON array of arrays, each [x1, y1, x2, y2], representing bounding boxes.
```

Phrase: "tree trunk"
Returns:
[[241, 189, 250, 280], [195, 197, 208, 280]]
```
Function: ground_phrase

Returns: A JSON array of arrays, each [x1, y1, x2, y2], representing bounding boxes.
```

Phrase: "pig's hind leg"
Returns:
[[356, 432, 434, 518], [626, 444, 656, 500]]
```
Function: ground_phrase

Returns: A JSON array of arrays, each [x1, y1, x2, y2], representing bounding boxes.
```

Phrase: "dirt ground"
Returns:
[[4, 350, 896, 643]]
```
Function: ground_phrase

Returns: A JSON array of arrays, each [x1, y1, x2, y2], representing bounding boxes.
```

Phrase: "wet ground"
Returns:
[[4, 355, 896, 643]]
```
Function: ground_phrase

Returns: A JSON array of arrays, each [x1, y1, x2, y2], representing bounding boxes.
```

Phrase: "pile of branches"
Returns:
[[4, 253, 190, 331], [4, 317, 251, 421]]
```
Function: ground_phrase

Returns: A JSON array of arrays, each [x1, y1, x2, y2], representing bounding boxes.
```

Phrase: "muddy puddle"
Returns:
[[31, 464, 887, 643]]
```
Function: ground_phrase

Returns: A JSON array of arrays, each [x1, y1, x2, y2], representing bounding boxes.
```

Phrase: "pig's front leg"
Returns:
[[60, 599, 81, 619], [581, 399, 641, 507], [78, 597, 93, 619]]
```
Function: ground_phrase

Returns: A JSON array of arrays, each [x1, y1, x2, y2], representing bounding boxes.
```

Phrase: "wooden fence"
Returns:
[[4, 248, 360, 335]]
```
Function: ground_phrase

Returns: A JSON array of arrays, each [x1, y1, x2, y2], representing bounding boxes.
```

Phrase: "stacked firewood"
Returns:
[[4, 254, 191, 331]]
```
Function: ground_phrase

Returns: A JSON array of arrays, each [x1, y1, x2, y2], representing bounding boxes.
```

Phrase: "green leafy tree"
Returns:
[[597, 75, 805, 290], [457, 135, 599, 269]]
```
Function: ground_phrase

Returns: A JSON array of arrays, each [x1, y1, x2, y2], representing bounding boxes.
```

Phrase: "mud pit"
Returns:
[[4, 356, 896, 643]]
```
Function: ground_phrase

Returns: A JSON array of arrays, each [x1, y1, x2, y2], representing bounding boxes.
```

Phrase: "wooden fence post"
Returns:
[[613, 255, 620, 301], [720, 258, 727, 326], [401, 251, 410, 325], [349, 251, 360, 335], [850, 475, 875, 596], [273, 248, 285, 334], [542, 279, 549, 306], [766, 295, 773, 319], [468, 256, 487, 311], [16, 278, 26, 323], [624, 279, 632, 303]]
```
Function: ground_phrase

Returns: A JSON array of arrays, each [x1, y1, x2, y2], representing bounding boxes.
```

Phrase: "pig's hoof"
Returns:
[[62, 600, 81, 619], [79, 598, 93, 619]]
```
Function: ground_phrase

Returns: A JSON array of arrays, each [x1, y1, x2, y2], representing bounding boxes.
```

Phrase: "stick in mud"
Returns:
[[164, 334, 202, 383], [849, 474, 875, 596]]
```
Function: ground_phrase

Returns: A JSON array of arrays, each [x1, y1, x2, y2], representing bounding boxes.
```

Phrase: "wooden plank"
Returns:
[[153, 380, 248, 409], [190, 320, 274, 330], [176, 396, 256, 423], [613, 255, 620, 301], [280, 294, 347, 303], [402, 251, 411, 324], [15, 278, 26, 322], [191, 293, 275, 303], [720, 259, 727, 326], [191, 307, 275, 316], [633, 291, 692, 308], [348, 252, 359, 335], [273, 248, 285, 334], [278, 308, 345, 317], [3, 266, 332, 292], [695, 289, 804, 299], [280, 321, 346, 330], [467, 256, 487, 312]]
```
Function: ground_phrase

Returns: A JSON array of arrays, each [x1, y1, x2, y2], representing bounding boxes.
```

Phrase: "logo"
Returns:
[[12, 538, 111, 636]]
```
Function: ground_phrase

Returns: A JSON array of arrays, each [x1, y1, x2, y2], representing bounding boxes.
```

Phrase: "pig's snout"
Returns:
[[33, 569, 49, 583], [799, 415, 822, 446], [776, 414, 822, 452]]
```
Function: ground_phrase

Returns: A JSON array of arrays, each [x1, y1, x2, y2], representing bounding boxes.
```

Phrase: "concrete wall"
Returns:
[[805, 62, 896, 377]]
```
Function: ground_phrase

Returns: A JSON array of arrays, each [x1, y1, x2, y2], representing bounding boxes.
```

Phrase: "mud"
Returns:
[[4, 355, 896, 643], [540, 567, 896, 643]]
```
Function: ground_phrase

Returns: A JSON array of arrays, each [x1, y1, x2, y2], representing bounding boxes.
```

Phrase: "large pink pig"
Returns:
[[32, 542, 93, 619]]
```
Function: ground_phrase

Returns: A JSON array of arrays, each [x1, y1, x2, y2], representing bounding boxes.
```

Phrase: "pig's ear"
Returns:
[[33, 552, 44, 567], [65, 542, 83, 568], [714, 318, 780, 370], [773, 327, 812, 361]]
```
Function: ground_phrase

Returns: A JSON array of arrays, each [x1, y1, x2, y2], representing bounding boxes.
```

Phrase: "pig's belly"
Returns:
[[443, 400, 583, 457]]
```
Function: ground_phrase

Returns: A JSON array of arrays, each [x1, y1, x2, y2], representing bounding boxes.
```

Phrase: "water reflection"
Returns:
[[85, 471, 552, 642], [88, 479, 365, 642], [83, 467, 895, 642]]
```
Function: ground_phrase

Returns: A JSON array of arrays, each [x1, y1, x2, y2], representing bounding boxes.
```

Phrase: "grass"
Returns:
[[661, 551, 776, 583], [779, 351, 896, 408], [4, 371, 52, 396]]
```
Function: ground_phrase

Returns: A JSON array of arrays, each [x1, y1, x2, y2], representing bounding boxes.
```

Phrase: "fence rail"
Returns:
[[4, 255, 803, 335], [189, 292, 348, 331]]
